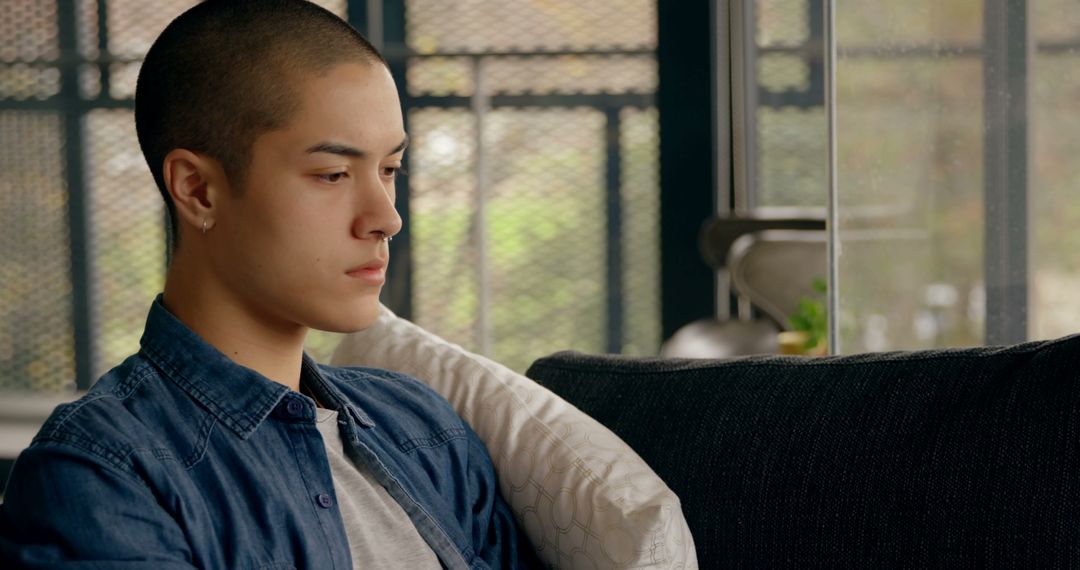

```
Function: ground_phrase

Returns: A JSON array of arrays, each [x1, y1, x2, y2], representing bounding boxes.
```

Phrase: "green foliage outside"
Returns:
[[408, 107, 661, 373], [788, 277, 827, 351]]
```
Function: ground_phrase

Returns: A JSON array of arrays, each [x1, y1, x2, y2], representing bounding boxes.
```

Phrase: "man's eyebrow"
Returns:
[[305, 135, 409, 158], [305, 142, 364, 157], [390, 134, 410, 156]]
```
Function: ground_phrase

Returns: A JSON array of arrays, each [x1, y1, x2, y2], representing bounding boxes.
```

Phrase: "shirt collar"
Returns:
[[299, 356, 376, 429], [138, 295, 295, 439]]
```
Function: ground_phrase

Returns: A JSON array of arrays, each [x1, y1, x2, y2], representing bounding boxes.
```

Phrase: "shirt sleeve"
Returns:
[[0, 443, 197, 569], [465, 434, 545, 570]]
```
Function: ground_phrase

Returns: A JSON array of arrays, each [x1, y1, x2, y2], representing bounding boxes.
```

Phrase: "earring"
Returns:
[[202, 219, 209, 235]]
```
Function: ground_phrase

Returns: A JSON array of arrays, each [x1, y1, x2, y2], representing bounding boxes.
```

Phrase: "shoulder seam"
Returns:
[[32, 428, 137, 475], [39, 392, 110, 439]]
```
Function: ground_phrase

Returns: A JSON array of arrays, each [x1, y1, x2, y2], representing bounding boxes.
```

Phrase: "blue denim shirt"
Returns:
[[0, 298, 540, 569]]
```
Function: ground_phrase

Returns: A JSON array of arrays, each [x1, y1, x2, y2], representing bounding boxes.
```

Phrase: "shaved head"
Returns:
[[135, 0, 386, 251]]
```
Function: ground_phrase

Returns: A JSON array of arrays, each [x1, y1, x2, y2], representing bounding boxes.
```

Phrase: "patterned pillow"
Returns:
[[331, 304, 697, 569]]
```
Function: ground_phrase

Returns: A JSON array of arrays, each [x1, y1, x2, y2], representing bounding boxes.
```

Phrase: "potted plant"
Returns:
[[780, 277, 828, 356]]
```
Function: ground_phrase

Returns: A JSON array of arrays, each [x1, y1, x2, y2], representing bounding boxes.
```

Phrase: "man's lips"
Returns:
[[345, 259, 387, 284]]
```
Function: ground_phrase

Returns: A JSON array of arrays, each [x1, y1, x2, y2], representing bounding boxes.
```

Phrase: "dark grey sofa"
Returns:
[[525, 335, 1080, 568]]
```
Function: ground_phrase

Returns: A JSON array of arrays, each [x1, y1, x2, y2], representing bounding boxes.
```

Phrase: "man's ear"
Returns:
[[162, 148, 227, 235]]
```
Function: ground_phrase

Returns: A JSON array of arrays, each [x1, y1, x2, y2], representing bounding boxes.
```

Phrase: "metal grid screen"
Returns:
[[404, 0, 660, 372], [0, 110, 72, 392], [2, 1, 75, 392], [752, 0, 827, 208]]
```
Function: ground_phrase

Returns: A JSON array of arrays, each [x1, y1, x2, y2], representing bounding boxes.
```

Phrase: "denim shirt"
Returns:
[[0, 298, 540, 569]]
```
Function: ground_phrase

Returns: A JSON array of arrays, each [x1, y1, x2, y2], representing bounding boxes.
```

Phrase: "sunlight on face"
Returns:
[[209, 63, 406, 334]]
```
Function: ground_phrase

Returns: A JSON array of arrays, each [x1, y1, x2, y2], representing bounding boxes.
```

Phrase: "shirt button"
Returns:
[[285, 399, 303, 417], [316, 493, 333, 509]]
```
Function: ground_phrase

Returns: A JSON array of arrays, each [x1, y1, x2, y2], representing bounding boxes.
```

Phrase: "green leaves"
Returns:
[[788, 277, 827, 350]]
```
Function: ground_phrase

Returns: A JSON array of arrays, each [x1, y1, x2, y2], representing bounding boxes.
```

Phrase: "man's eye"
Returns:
[[317, 172, 347, 183], [382, 165, 408, 179]]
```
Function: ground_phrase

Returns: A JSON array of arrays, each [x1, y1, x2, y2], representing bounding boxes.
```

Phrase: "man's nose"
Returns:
[[351, 177, 403, 241]]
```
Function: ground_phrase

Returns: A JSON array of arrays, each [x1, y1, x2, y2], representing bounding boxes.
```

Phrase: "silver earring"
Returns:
[[202, 219, 209, 235]]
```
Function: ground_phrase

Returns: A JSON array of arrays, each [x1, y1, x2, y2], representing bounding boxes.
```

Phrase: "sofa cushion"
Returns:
[[332, 305, 697, 569], [525, 336, 1080, 567]]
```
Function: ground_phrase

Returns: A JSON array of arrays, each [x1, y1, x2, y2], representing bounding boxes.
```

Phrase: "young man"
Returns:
[[0, 1, 540, 568]]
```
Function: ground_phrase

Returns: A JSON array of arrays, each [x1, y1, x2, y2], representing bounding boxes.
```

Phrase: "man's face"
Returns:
[[208, 62, 405, 333]]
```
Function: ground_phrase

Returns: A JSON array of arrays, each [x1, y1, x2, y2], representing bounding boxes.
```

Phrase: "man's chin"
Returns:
[[309, 301, 381, 334]]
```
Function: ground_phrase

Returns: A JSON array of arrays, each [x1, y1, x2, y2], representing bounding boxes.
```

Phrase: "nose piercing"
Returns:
[[379, 231, 394, 243]]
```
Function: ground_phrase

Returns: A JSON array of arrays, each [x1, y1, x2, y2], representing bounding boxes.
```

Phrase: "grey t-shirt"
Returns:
[[314, 408, 441, 569]]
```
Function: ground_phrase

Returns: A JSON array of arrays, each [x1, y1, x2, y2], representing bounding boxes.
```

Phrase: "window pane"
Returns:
[[406, 0, 655, 53], [836, 0, 980, 46], [85, 110, 165, 376], [1031, 2, 1080, 341], [834, 0, 1080, 351], [410, 108, 615, 372], [0, 111, 75, 392], [404, 0, 661, 369], [619, 107, 660, 355], [0, 1, 61, 100], [834, 0, 993, 352], [751, 0, 827, 208], [484, 108, 608, 372], [409, 107, 480, 350], [0, 1, 59, 62], [758, 107, 826, 207]]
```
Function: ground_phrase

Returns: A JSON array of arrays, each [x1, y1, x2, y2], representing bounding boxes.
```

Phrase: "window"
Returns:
[[727, 0, 1077, 353], [833, 0, 1079, 352], [0, 0, 661, 396], [733, 0, 827, 210], [401, 0, 660, 372]]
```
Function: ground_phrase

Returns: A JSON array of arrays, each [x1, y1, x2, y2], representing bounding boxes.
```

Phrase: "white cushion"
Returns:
[[331, 304, 697, 569]]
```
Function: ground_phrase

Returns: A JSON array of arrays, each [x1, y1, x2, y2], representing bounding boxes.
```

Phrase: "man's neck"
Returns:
[[162, 263, 307, 392]]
